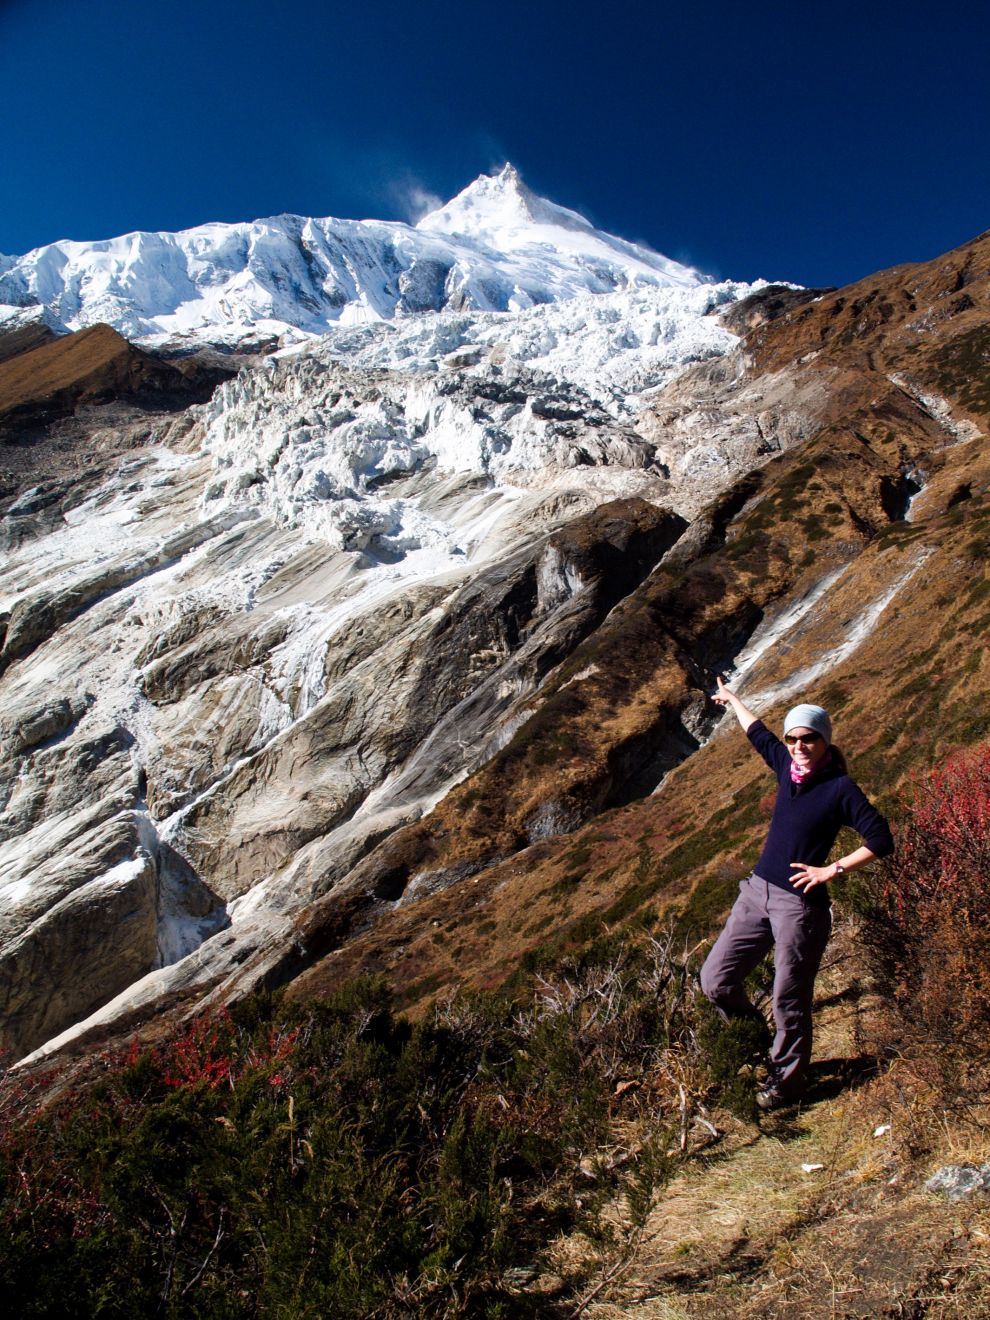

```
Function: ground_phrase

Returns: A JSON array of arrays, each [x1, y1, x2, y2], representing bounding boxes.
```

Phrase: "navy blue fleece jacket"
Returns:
[[746, 720, 894, 906]]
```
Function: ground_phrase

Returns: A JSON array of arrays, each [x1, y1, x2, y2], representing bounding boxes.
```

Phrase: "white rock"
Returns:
[[925, 1164, 990, 1200]]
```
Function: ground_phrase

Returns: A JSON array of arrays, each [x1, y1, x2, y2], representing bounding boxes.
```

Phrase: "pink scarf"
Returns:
[[790, 749, 832, 784]]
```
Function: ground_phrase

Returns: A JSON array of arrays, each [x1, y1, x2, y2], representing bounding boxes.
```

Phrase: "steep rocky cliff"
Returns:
[[1, 201, 987, 1066], [287, 231, 989, 1013]]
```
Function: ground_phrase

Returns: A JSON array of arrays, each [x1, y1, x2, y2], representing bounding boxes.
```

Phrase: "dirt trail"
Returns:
[[561, 920, 990, 1319]]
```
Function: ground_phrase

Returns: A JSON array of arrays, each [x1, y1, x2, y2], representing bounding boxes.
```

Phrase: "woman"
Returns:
[[700, 676, 894, 1110]]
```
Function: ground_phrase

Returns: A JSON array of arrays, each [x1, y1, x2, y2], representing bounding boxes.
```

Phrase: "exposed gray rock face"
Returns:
[[163, 494, 684, 903], [717, 284, 834, 336], [0, 270, 830, 1066], [0, 336, 694, 1061], [633, 353, 834, 514], [0, 844, 158, 1060]]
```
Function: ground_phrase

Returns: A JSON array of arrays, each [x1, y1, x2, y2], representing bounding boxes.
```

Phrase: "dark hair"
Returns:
[[829, 744, 848, 774]]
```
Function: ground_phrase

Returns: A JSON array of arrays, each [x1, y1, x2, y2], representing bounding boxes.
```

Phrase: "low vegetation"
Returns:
[[0, 931, 765, 1318], [3, 741, 990, 1317]]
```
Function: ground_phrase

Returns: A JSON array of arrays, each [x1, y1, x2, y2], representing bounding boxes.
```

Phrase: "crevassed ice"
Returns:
[[196, 280, 758, 551]]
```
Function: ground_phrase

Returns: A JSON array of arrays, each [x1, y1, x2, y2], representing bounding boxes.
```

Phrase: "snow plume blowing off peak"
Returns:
[[417, 164, 704, 288], [417, 162, 592, 236], [0, 164, 708, 349]]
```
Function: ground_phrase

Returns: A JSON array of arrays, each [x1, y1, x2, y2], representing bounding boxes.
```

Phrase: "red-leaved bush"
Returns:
[[858, 742, 990, 1059], [159, 1008, 238, 1089], [126, 1007, 303, 1092]]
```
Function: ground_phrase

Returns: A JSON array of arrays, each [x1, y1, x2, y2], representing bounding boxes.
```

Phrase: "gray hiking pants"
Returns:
[[699, 874, 832, 1098]]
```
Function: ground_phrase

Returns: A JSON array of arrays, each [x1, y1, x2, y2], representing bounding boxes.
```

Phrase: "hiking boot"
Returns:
[[755, 1083, 799, 1112]]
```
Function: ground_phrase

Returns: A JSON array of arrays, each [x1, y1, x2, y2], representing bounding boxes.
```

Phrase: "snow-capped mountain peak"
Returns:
[[0, 166, 713, 348], [418, 164, 702, 289], [417, 163, 576, 236]]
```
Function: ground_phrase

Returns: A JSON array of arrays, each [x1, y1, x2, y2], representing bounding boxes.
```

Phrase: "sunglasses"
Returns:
[[784, 732, 823, 747]]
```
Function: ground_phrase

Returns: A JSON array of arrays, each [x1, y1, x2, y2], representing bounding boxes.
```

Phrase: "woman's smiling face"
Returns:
[[784, 726, 828, 771]]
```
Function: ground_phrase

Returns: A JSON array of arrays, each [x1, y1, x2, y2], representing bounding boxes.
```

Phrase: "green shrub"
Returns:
[[4, 904, 830, 1315], [1, 962, 689, 1318], [695, 1004, 762, 1119]]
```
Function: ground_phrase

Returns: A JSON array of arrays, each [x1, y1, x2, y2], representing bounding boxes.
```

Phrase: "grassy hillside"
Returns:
[[3, 746, 990, 1315]]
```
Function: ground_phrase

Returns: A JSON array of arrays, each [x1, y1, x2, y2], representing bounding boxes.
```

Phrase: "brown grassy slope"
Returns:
[[0, 317, 58, 365], [0, 322, 234, 456], [0, 323, 213, 423], [746, 227, 990, 416], [280, 230, 990, 1013], [0, 323, 235, 508]]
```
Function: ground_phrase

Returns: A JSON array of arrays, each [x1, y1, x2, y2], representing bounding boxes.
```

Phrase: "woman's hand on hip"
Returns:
[[789, 862, 834, 892]]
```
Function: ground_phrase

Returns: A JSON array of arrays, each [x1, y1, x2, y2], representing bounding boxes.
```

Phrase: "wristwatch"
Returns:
[[833, 863, 846, 879]]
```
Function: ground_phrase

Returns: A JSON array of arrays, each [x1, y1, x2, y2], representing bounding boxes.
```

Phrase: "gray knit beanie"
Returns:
[[783, 703, 832, 744]]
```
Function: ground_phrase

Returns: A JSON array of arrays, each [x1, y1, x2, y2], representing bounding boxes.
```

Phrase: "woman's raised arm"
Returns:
[[713, 676, 759, 733]]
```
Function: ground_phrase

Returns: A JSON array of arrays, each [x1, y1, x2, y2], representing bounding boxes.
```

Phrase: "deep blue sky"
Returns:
[[2, 0, 987, 289]]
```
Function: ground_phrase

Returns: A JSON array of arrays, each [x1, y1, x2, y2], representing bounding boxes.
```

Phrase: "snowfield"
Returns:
[[0, 165, 723, 349]]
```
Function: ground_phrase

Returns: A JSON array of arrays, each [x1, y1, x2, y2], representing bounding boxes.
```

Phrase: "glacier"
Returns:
[[0, 165, 796, 1063]]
